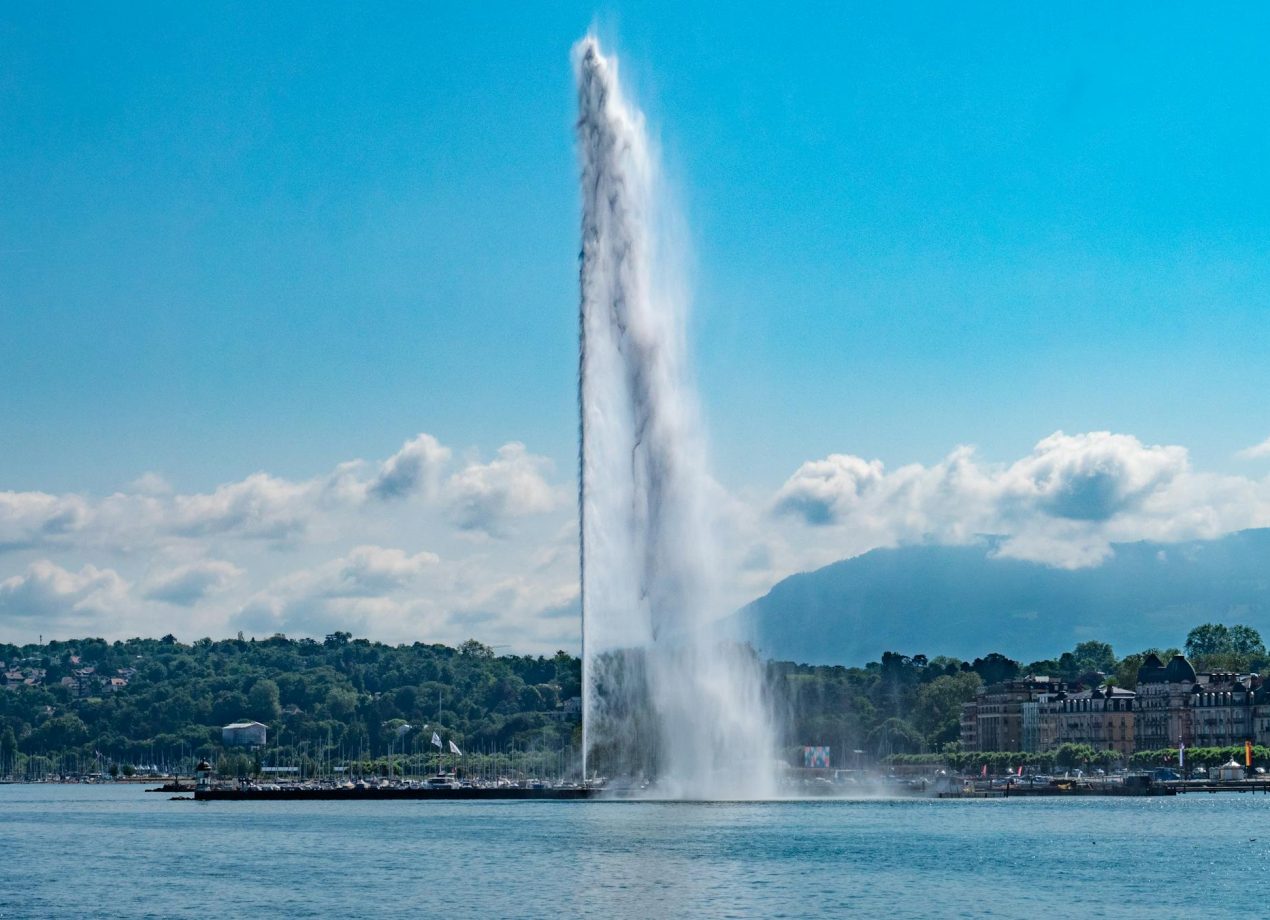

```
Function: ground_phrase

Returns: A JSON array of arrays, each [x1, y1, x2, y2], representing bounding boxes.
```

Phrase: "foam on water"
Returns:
[[574, 35, 775, 799]]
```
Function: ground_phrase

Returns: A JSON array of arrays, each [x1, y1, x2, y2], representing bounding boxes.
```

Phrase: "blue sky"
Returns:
[[3, 3, 1270, 647]]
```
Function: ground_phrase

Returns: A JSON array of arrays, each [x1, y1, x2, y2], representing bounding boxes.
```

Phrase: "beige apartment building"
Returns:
[[1044, 685, 1135, 757]]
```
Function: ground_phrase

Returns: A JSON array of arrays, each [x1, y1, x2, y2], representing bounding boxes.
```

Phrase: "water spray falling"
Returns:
[[574, 35, 775, 799]]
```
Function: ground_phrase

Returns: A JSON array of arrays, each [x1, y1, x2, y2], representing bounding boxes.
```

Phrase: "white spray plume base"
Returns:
[[574, 35, 776, 800]]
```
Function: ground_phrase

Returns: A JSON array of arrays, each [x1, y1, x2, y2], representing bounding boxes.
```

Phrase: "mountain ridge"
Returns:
[[738, 528, 1270, 665]]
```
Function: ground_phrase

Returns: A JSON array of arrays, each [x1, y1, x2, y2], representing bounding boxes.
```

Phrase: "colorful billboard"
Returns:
[[802, 746, 830, 769]]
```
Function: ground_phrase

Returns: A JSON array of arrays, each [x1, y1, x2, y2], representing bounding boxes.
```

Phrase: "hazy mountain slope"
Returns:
[[738, 529, 1270, 665]]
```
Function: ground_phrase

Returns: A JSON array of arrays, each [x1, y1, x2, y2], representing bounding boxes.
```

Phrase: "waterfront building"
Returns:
[[222, 721, 268, 747], [1042, 685, 1136, 757], [1252, 684, 1270, 746], [1189, 673, 1255, 749], [959, 700, 978, 752], [965, 677, 1066, 752], [1134, 654, 1261, 752], [1133, 654, 1198, 751]]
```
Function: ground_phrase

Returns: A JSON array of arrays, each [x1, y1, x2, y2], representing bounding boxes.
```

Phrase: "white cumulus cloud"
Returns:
[[368, 433, 452, 501], [232, 545, 443, 638], [769, 430, 1269, 571], [445, 443, 563, 536], [169, 473, 313, 540], [0, 560, 129, 622], [999, 431, 1187, 522], [8, 426, 1270, 650], [0, 491, 93, 550], [141, 560, 243, 606], [1236, 436, 1270, 461], [771, 454, 886, 525]]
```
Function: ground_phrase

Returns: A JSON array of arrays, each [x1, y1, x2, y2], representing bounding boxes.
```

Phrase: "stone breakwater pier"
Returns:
[[193, 785, 596, 802]]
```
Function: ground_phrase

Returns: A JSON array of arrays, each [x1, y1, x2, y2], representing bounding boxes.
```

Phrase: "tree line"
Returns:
[[0, 633, 580, 779], [0, 622, 1262, 777], [767, 622, 1267, 764]]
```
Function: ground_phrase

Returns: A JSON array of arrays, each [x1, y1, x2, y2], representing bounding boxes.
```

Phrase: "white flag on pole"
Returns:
[[431, 731, 442, 749], [449, 740, 462, 756]]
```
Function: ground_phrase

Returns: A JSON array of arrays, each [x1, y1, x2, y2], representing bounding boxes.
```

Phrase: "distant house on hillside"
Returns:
[[222, 721, 268, 747]]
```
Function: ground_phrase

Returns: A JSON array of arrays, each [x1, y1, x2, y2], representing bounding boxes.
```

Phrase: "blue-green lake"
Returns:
[[2, 785, 1263, 918]]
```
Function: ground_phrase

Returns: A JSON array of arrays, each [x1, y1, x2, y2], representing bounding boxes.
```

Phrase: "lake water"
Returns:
[[1, 784, 1263, 918]]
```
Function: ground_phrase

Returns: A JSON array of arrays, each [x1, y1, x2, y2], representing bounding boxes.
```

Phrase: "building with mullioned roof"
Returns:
[[1134, 654, 1198, 751], [1043, 685, 1136, 757], [1134, 653, 1263, 752], [959, 652, 1270, 759], [1190, 673, 1255, 749]]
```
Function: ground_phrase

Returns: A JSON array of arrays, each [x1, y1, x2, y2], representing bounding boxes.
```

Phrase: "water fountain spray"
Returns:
[[574, 35, 775, 799]]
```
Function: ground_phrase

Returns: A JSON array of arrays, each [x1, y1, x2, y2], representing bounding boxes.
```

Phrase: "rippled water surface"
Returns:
[[2, 785, 1264, 918]]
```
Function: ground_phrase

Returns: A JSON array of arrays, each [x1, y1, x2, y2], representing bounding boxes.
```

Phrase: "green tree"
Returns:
[[1054, 743, 1096, 770], [1071, 641, 1116, 674], [247, 678, 282, 722], [866, 717, 924, 756], [1186, 623, 1231, 658], [912, 672, 982, 746], [1185, 623, 1266, 671], [27, 714, 88, 751], [324, 688, 358, 720], [1228, 625, 1265, 656], [970, 653, 1019, 685], [0, 725, 16, 771], [458, 639, 495, 660]]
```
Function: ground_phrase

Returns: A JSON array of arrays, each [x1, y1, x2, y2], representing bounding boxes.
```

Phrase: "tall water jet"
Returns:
[[574, 36, 775, 799]]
